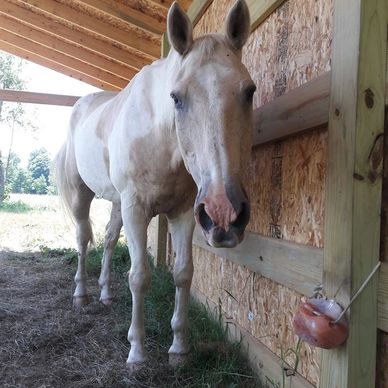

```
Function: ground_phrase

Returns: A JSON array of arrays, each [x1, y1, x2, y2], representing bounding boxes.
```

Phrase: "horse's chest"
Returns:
[[136, 164, 196, 216], [129, 149, 196, 216]]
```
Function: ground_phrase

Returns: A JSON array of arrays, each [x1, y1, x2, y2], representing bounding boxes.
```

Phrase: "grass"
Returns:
[[83, 242, 262, 387], [0, 199, 33, 213], [0, 194, 262, 387]]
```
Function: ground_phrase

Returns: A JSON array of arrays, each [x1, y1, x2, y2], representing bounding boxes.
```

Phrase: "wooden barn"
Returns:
[[1, 0, 387, 387]]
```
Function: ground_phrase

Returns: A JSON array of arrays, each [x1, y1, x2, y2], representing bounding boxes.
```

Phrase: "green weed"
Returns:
[[0, 200, 32, 213]]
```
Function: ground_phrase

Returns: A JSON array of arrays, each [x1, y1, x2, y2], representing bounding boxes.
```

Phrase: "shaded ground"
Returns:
[[0, 250, 133, 387], [0, 195, 261, 387]]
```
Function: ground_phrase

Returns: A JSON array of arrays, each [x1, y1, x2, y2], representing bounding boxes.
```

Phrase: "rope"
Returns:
[[331, 261, 381, 324]]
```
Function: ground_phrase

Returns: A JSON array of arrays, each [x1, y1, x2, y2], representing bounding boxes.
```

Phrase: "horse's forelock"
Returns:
[[183, 34, 230, 66]]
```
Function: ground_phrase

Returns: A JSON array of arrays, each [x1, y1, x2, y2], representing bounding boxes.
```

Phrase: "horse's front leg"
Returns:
[[168, 208, 195, 361], [121, 198, 151, 365]]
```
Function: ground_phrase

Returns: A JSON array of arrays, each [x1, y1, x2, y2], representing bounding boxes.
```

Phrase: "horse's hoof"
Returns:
[[126, 361, 144, 375], [100, 298, 114, 307], [169, 352, 189, 367], [73, 295, 89, 308]]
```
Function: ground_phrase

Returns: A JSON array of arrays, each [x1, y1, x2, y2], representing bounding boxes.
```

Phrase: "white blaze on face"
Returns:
[[168, 1, 255, 248]]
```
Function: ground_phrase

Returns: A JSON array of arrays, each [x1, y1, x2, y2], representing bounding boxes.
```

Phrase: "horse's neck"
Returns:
[[138, 51, 181, 140]]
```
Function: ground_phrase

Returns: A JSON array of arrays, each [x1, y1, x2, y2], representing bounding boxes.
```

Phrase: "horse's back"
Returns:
[[70, 91, 117, 131], [68, 91, 121, 203]]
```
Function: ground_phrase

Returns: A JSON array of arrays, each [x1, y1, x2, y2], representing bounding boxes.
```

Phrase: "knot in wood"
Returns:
[[364, 88, 375, 109]]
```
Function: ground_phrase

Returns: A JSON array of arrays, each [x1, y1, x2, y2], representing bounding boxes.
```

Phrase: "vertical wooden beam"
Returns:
[[161, 32, 170, 58], [320, 1, 387, 387], [155, 215, 168, 266]]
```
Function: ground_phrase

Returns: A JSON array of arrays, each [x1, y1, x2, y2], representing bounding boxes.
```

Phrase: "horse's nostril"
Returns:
[[212, 227, 226, 244], [197, 204, 214, 232], [231, 202, 250, 229]]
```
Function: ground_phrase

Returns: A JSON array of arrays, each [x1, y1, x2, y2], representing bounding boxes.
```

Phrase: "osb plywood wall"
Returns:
[[190, 0, 333, 386]]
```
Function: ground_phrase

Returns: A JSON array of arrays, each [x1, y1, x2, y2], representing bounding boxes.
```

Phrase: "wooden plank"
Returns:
[[378, 262, 388, 332], [149, 0, 191, 11], [0, 43, 119, 91], [247, 0, 286, 31], [0, 29, 129, 90], [155, 215, 168, 266], [191, 287, 314, 388], [253, 71, 330, 146], [161, 33, 170, 58], [187, 0, 213, 25], [0, 14, 137, 80], [0, 89, 80, 106], [0, 1, 151, 70], [319, 0, 387, 387], [75, 0, 166, 35], [193, 227, 323, 296], [16, 0, 160, 58]]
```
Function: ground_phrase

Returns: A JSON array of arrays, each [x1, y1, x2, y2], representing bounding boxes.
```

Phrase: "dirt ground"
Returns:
[[0, 195, 260, 388], [0, 195, 136, 387]]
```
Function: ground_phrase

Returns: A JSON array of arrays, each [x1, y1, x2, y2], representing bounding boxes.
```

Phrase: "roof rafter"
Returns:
[[0, 14, 137, 81], [0, 41, 121, 91], [0, 1, 152, 70], [15, 0, 160, 58], [0, 28, 129, 89], [75, 0, 166, 35]]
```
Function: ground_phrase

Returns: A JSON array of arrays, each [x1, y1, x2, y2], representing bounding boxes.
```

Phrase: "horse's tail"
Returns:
[[55, 132, 95, 247], [55, 143, 73, 219]]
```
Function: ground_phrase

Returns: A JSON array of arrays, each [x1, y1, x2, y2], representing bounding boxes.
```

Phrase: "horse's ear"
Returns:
[[225, 0, 250, 50], [167, 2, 193, 55]]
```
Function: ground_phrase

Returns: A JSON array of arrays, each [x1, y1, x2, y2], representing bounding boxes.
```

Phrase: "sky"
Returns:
[[0, 53, 100, 167]]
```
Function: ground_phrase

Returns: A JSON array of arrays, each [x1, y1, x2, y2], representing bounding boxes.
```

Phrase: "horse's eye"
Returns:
[[170, 92, 183, 109], [244, 85, 256, 104]]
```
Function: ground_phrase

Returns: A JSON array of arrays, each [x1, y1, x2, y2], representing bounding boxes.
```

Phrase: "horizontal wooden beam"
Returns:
[[0, 1, 151, 70], [0, 29, 129, 90], [149, 0, 191, 11], [191, 287, 314, 388], [253, 71, 330, 146], [248, 0, 286, 31], [16, 0, 160, 58], [75, 0, 166, 35], [187, 0, 213, 25], [194, 228, 388, 332], [0, 89, 80, 106], [0, 42, 119, 91], [193, 227, 323, 296], [0, 14, 137, 81]]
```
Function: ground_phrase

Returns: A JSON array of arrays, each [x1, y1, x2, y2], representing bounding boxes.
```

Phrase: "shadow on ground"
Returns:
[[0, 249, 260, 388]]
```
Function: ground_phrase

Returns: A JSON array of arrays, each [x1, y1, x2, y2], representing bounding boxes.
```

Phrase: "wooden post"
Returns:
[[161, 33, 170, 59], [320, 1, 387, 387], [155, 215, 168, 267]]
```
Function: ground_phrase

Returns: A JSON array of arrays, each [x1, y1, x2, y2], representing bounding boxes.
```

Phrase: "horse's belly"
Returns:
[[74, 130, 119, 202]]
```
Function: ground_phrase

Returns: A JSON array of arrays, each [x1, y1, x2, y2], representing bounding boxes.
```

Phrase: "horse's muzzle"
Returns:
[[194, 181, 250, 248]]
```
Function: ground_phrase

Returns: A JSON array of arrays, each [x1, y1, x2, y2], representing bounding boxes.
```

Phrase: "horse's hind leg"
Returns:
[[98, 201, 122, 306], [167, 208, 195, 364], [71, 183, 95, 308]]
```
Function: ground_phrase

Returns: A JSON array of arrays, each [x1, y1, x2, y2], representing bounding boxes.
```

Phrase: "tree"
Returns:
[[0, 151, 4, 201], [28, 148, 50, 184], [5, 152, 21, 190], [0, 52, 25, 118], [0, 53, 35, 202], [32, 175, 48, 195]]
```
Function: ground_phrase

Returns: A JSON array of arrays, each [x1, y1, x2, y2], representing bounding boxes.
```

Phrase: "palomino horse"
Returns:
[[56, 0, 256, 365]]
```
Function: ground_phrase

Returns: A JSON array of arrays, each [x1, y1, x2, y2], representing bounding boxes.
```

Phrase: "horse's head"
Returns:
[[167, 0, 255, 248]]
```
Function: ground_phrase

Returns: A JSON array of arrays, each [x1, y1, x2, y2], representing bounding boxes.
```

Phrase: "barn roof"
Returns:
[[0, 0, 200, 91]]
